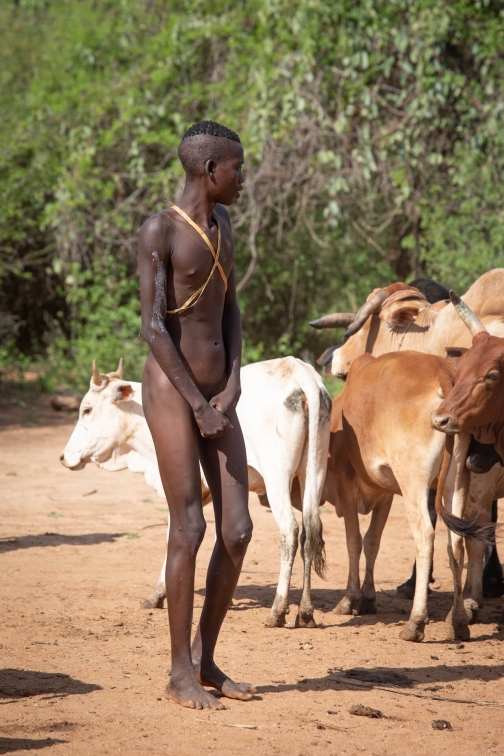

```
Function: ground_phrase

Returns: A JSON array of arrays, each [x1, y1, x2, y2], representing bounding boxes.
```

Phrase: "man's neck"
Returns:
[[178, 181, 216, 229]]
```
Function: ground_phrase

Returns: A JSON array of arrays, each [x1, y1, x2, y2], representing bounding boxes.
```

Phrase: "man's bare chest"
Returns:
[[169, 222, 233, 289]]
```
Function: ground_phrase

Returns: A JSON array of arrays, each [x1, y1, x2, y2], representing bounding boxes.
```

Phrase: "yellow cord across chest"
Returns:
[[166, 204, 228, 315]]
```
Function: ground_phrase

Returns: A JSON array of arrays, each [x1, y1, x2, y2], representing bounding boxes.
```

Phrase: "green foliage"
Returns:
[[1, 0, 503, 388], [322, 374, 346, 399], [45, 256, 149, 389]]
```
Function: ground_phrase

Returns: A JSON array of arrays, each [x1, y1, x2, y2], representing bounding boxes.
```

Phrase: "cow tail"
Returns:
[[298, 369, 327, 579], [435, 435, 497, 543]]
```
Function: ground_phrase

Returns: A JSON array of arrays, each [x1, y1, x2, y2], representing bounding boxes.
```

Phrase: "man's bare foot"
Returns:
[[194, 660, 255, 701], [164, 676, 226, 710]]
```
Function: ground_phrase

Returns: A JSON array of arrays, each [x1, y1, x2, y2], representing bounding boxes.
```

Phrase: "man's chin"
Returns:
[[215, 190, 241, 206]]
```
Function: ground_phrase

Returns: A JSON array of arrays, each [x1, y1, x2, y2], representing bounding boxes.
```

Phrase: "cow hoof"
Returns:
[[463, 599, 480, 624], [265, 612, 287, 628], [359, 598, 377, 615], [335, 597, 359, 616], [468, 609, 479, 625], [444, 622, 471, 641], [395, 582, 415, 600], [295, 612, 316, 628], [141, 596, 165, 610], [398, 621, 425, 642]]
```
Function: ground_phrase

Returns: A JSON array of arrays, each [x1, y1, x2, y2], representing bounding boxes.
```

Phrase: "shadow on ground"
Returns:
[[0, 738, 68, 754], [256, 662, 504, 696], [0, 533, 126, 554], [0, 669, 102, 700]]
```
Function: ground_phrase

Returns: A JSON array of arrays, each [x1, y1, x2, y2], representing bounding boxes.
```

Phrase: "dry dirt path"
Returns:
[[1, 406, 503, 755]]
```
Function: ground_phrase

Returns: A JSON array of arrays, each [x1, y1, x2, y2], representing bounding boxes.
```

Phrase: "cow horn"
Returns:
[[309, 313, 356, 330], [343, 289, 388, 340], [116, 357, 123, 379], [92, 359, 101, 386], [449, 291, 487, 337]]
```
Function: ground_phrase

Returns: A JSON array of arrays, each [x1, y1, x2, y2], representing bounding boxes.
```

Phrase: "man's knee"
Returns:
[[223, 518, 253, 554], [170, 507, 207, 555]]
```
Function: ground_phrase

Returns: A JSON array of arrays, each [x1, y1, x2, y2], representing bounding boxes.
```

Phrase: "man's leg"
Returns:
[[143, 367, 224, 710], [191, 409, 254, 701]]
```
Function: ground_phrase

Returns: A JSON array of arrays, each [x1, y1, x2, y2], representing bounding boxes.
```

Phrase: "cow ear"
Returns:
[[445, 346, 468, 364], [316, 345, 337, 368], [112, 382, 134, 403], [386, 305, 419, 329]]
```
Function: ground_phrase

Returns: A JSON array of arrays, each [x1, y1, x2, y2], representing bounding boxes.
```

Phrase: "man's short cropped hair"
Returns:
[[178, 120, 241, 178], [181, 120, 241, 144]]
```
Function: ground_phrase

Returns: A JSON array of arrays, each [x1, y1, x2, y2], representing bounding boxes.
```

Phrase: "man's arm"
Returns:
[[209, 265, 242, 417], [138, 214, 230, 438]]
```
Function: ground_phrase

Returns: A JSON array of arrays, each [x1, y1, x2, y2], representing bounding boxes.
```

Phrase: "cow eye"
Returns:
[[82, 407, 92, 415], [485, 371, 499, 382]]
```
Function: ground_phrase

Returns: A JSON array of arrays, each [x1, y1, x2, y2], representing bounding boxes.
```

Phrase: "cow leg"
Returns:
[[360, 497, 393, 614], [483, 500, 504, 598], [463, 538, 485, 623], [444, 436, 471, 641], [296, 416, 329, 627], [141, 520, 170, 610], [446, 534, 470, 640], [396, 489, 437, 599], [263, 478, 299, 628], [335, 505, 362, 616], [142, 555, 167, 610], [296, 472, 321, 627], [399, 489, 434, 642], [461, 492, 493, 622]]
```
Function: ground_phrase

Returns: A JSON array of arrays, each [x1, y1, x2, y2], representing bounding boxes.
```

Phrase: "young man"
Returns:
[[138, 121, 253, 710]]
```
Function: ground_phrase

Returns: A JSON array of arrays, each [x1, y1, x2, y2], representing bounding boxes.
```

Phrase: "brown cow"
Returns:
[[432, 292, 504, 460], [321, 349, 490, 642], [429, 293, 504, 620]]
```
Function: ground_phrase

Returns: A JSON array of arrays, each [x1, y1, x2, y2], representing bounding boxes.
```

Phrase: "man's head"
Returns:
[[178, 120, 244, 205]]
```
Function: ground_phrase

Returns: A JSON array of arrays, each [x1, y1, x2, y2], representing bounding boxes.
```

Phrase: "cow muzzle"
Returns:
[[60, 452, 86, 470], [430, 412, 460, 434]]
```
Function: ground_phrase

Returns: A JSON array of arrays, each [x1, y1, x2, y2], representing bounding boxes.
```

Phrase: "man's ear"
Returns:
[[445, 346, 468, 365], [386, 305, 419, 329], [111, 382, 134, 403], [205, 159, 217, 183]]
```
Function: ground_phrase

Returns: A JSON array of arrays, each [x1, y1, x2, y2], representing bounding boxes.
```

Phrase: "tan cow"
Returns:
[[311, 269, 504, 379], [321, 350, 491, 643]]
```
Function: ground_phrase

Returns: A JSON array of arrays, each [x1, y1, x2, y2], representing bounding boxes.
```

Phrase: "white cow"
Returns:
[[61, 357, 332, 628]]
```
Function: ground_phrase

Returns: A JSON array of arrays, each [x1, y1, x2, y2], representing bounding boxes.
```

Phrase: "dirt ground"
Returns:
[[1, 394, 504, 755]]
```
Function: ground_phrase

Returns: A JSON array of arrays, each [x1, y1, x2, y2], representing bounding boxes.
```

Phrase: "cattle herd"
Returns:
[[61, 268, 504, 646]]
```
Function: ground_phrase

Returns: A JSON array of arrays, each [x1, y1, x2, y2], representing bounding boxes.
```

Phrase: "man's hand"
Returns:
[[209, 384, 241, 418], [194, 403, 232, 439]]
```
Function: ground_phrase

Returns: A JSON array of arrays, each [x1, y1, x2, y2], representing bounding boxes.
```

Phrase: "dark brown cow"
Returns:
[[432, 292, 504, 461]]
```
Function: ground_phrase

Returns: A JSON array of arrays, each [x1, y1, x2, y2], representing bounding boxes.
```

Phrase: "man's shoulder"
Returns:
[[138, 210, 174, 250]]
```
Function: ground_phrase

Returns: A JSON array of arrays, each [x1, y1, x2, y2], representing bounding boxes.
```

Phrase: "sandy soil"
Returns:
[[1, 397, 503, 755]]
